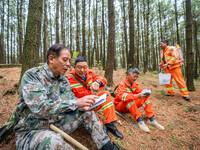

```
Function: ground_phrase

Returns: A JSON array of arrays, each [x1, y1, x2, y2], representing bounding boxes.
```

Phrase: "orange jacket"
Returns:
[[67, 70, 106, 98], [160, 46, 183, 70], [114, 77, 143, 105]]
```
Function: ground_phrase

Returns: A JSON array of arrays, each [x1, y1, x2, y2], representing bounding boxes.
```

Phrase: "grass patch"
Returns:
[[160, 90, 166, 95], [126, 130, 132, 136], [184, 108, 189, 112], [115, 139, 126, 149], [169, 135, 184, 147], [168, 122, 175, 130]]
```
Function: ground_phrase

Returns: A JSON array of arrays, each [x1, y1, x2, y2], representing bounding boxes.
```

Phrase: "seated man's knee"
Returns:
[[34, 131, 72, 149]]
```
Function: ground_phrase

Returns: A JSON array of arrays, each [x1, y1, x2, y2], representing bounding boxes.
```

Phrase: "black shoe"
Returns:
[[102, 141, 126, 150], [183, 96, 191, 101], [105, 123, 123, 139], [113, 142, 126, 150], [165, 94, 175, 96]]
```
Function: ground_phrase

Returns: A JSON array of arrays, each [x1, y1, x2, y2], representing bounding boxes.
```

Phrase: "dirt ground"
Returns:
[[0, 67, 200, 150]]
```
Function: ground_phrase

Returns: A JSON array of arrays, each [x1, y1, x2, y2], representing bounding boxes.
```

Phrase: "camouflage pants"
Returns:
[[15, 111, 110, 150]]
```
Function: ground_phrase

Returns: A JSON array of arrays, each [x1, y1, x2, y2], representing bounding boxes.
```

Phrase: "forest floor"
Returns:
[[0, 67, 200, 150]]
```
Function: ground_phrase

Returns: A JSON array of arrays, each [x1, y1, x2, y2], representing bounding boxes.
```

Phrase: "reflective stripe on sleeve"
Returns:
[[122, 93, 128, 101], [180, 88, 188, 91], [102, 102, 114, 111], [142, 100, 150, 108], [126, 101, 135, 109], [70, 83, 83, 89]]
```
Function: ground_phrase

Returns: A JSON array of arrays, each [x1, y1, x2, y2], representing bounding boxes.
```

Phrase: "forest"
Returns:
[[0, 0, 200, 150], [0, 0, 199, 87]]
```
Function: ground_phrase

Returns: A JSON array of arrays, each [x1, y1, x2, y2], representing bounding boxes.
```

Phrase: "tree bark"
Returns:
[[70, 0, 72, 50], [175, 0, 180, 45], [76, 0, 80, 52], [121, 0, 128, 69], [0, 0, 5, 64], [43, 0, 48, 62], [20, 0, 43, 80], [185, 0, 195, 91], [105, 0, 115, 86], [17, 0, 24, 64], [158, 1, 163, 40], [88, 0, 91, 67], [56, 0, 60, 44], [61, 0, 65, 45], [136, 0, 140, 68], [7, 0, 10, 64], [82, 0, 86, 57], [102, 0, 106, 70], [128, 0, 134, 69], [193, 20, 199, 79]]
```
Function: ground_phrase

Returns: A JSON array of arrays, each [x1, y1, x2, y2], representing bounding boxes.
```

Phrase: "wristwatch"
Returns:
[[95, 80, 102, 85]]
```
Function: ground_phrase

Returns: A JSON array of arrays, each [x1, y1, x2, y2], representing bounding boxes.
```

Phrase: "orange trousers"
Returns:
[[115, 97, 154, 120], [94, 91, 117, 124], [165, 67, 189, 97]]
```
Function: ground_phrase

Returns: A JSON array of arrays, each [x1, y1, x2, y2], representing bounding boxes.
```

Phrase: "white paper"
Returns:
[[88, 93, 107, 110]]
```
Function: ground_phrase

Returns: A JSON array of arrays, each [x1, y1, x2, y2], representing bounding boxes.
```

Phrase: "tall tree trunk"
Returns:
[[158, 1, 163, 40], [102, 0, 106, 70], [93, 0, 99, 64], [121, 0, 128, 69], [11, 25, 13, 64], [70, 0, 72, 50], [142, 0, 147, 73], [13, 28, 16, 64], [43, 0, 47, 62], [17, 0, 24, 64], [128, 0, 134, 69], [151, 21, 156, 71], [105, 0, 115, 86], [185, 0, 195, 91], [144, 0, 150, 73], [193, 20, 199, 79], [0, 0, 5, 64], [136, 0, 140, 68], [88, 0, 91, 67], [175, 0, 180, 45], [121, 33, 126, 68], [61, 0, 65, 45], [76, 0, 80, 52], [82, 0, 86, 57], [7, 0, 10, 64], [56, 0, 59, 44], [49, 0, 52, 45], [20, 0, 43, 80], [91, 1, 95, 66]]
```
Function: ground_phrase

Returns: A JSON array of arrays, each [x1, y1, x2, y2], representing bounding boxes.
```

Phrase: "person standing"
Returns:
[[159, 40, 190, 101]]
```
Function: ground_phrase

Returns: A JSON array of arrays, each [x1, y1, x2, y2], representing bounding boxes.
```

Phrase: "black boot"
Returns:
[[102, 141, 126, 150], [183, 96, 191, 101], [105, 123, 123, 139]]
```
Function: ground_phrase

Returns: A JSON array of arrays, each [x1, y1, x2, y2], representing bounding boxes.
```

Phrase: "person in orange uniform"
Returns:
[[67, 56, 123, 139], [159, 40, 190, 101], [114, 68, 164, 132]]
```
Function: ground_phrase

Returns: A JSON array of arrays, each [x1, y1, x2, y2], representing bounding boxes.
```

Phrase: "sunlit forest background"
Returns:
[[0, 0, 199, 87]]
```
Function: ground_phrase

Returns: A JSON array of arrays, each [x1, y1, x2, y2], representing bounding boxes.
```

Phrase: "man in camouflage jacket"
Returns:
[[14, 44, 121, 150]]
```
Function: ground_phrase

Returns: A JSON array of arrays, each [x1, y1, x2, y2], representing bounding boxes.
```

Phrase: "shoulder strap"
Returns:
[[70, 74, 88, 89], [47, 81, 60, 99], [124, 83, 134, 94]]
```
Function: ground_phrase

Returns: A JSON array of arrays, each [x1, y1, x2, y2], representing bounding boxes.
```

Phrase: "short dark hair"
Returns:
[[46, 44, 70, 64], [127, 68, 140, 75], [161, 40, 168, 45], [74, 56, 88, 66]]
